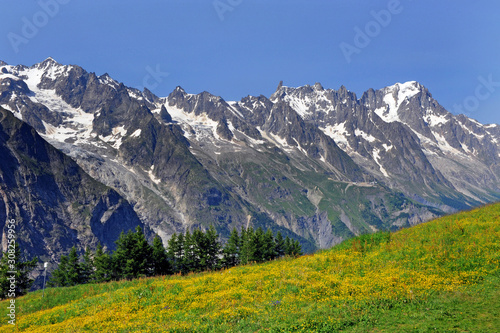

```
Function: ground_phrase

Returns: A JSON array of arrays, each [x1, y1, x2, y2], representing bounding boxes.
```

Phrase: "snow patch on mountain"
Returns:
[[227, 103, 244, 118], [0, 72, 20, 82], [376, 81, 422, 123], [99, 74, 120, 90], [425, 112, 448, 127], [432, 132, 463, 156], [0, 104, 22, 121], [286, 96, 312, 117], [13, 76, 97, 146], [159, 104, 220, 143], [372, 148, 389, 177], [354, 129, 377, 143], [321, 122, 350, 149], [99, 126, 127, 149], [374, 105, 399, 123], [389, 81, 421, 103], [130, 129, 142, 137], [382, 143, 394, 151]]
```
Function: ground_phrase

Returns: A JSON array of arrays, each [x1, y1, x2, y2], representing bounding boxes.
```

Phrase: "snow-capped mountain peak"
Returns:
[[1, 59, 499, 217], [374, 81, 424, 123]]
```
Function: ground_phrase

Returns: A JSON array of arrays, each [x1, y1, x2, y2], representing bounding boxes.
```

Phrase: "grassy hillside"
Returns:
[[1, 203, 499, 332]]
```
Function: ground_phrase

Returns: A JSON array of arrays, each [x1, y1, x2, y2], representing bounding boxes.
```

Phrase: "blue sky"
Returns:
[[1, 0, 500, 125]]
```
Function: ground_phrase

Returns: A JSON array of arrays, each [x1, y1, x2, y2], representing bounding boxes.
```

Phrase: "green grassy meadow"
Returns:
[[1, 203, 499, 332]]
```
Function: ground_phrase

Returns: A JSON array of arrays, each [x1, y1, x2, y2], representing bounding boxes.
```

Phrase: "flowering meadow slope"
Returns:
[[1, 203, 499, 332]]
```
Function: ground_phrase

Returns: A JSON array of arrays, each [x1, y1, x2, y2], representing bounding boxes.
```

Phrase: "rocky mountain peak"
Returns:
[[337, 85, 357, 99], [386, 80, 421, 92], [175, 86, 186, 93], [36, 57, 60, 69], [1, 59, 499, 267], [168, 86, 187, 100], [270, 81, 288, 101], [382, 81, 426, 105], [99, 72, 112, 80]]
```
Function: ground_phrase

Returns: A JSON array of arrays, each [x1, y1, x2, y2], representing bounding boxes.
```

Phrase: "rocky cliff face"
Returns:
[[271, 81, 500, 210], [0, 59, 498, 261], [0, 107, 143, 284]]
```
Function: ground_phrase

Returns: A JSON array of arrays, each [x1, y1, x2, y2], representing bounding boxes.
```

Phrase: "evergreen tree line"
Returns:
[[49, 225, 302, 287]]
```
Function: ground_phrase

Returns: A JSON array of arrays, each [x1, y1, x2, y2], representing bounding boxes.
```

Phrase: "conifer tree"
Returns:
[[252, 227, 265, 262], [239, 227, 248, 265], [113, 226, 153, 280], [222, 227, 240, 268], [113, 230, 135, 280], [284, 236, 292, 256], [205, 225, 221, 270], [92, 243, 112, 283], [240, 226, 256, 265], [49, 246, 83, 287], [66, 246, 82, 286], [182, 230, 196, 274], [263, 228, 276, 261], [167, 232, 185, 274], [274, 231, 285, 258], [133, 226, 153, 276], [167, 233, 180, 273], [151, 235, 170, 276], [49, 254, 69, 287], [290, 239, 303, 257], [192, 229, 208, 272], [79, 247, 94, 284]]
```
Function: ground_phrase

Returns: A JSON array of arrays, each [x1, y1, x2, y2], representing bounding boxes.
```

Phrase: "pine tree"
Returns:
[[284, 236, 292, 256], [263, 228, 276, 261], [205, 225, 221, 271], [168, 232, 185, 274], [182, 230, 196, 274], [274, 231, 285, 258], [222, 227, 240, 268], [192, 229, 208, 272], [113, 230, 135, 280], [240, 226, 256, 265], [79, 247, 94, 284], [151, 235, 170, 276], [66, 246, 82, 286], [239, 227, 248, 265], [48, 246, 83, 287], [252, 227, 265, 262], [113, 227, 153, 280], [290, 239, 303, 257], [167, 233, 181, 273], [0, 243, 38, 298], [92, 243, 112, 283], [49, 254, 69, 287], [133, 226, 153, 277]]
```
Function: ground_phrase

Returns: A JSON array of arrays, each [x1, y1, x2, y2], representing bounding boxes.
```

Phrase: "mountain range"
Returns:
[[0, 58, 499, 278]]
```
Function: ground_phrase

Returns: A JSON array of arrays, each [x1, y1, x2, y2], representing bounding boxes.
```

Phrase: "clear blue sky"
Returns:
[[1, 0, 500, 125]]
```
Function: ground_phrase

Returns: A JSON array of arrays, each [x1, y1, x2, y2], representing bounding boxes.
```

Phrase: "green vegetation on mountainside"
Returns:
[[1, 202, 498, 332]]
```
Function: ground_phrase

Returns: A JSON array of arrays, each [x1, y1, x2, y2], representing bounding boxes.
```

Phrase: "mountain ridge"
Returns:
[[0, 58, 498, 266]]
